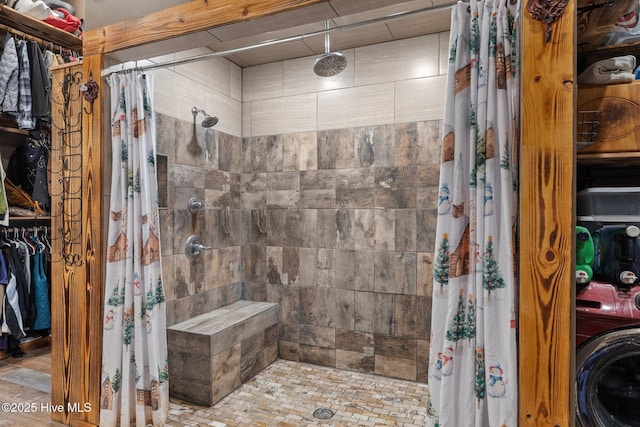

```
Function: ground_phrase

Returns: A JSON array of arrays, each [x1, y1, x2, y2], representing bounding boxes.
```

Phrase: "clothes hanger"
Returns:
[[30, 226, 45, 252], [21, 227, 37, 255], [41, 226, 52, 253]]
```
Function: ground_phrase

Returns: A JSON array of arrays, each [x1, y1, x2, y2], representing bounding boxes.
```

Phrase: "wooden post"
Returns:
[[50, 56, 104, 426], [519, 0, 576, 425]]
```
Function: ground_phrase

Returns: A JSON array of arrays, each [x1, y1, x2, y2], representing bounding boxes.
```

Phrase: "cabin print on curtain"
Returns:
[[101, 72, 169, 427], [427, 0, 520, 426]]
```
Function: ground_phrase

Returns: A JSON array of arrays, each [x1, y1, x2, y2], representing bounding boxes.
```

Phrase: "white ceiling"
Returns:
[[107, 0, 455, 68]]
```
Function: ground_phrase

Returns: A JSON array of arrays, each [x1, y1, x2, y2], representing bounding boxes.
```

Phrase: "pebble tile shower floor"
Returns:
[[0, 349, 427, 426], [168, 359, 428, 426]]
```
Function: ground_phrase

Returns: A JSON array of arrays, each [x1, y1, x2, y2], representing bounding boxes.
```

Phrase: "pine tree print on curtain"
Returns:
[[426, 0, 520, 425], [101, 71, 169, 427]]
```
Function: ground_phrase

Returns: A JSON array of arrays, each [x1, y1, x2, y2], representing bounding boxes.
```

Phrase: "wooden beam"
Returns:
[[83, 0, 329, 56], [50, 57, 104, 427], [78, 54, 105, 427], [519, 1, 576, 426]]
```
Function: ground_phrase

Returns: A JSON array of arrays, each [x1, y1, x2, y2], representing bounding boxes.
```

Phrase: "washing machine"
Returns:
[[575, 224, 640, 427]]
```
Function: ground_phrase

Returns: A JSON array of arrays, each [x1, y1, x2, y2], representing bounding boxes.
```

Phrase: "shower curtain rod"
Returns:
[[103, 2, 455, 75]]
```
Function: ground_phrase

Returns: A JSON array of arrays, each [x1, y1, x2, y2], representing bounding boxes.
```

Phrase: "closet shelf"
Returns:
[[9, 215, 52, 223], [0, 125, 28, 147], [0, 5, 82, 52], [577, 151, 640, 165]]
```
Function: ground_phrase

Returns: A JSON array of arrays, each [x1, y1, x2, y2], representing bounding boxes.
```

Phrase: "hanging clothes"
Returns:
[[1, 248, 25, 340], [0, 248, 8, 336], [3, 243, 35, 330], [0, 155, 9, 226], [14, 39, 35, 130], [31, 247, 50, 330], [0, 34, 19, 116], [6, 141, 51, 213], [27, 41, 51, 121]]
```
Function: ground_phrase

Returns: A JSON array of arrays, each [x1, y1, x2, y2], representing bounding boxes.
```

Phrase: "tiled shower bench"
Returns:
[[167, 300, 279, 406]]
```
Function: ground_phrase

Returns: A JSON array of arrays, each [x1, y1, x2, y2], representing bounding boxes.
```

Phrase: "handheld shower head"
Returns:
[[191, 107, 219, 128]]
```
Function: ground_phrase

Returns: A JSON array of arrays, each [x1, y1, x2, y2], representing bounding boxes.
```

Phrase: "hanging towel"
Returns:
[[578, 55, 637, 85]]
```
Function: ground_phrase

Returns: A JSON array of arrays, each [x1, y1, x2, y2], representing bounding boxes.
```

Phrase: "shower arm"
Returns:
[[324, 20, 330, 54]]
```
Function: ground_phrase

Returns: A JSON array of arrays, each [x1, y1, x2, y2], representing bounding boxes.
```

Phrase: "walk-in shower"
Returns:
[[191, 107, 219, 128]]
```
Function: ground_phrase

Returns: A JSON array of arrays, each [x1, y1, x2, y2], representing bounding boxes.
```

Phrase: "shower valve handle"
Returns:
[[185, 235, 212, 260], [188, 197, 205, 213]]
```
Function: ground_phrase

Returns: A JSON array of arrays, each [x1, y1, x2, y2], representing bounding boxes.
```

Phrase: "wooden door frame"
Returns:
[[73, 0, 576, 425]]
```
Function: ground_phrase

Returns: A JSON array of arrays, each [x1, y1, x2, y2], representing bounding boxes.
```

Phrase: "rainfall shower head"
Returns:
[[191, 107, 219, 128], [314, 20, 347, 77]]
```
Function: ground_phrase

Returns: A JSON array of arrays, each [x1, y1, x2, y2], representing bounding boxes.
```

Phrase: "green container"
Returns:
[[576, 226, 594, 285]]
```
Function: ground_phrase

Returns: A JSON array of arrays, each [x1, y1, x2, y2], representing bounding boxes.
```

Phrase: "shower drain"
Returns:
[[313, 408, 335, 419]]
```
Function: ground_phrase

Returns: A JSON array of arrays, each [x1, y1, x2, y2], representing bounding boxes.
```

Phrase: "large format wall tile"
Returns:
[[205, 88, 242, 137], [174, 48, 232, 97], [250, 93, 317, 136], [354, 35, 440, 86], [395, 75, 447, 123], [318, 83, 394, 130], [242, 62, 283, 102]]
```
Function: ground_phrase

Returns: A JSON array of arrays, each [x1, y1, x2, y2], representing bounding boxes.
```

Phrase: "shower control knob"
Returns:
[[185, 235, 212, 260], [188, 197, 204, 213]]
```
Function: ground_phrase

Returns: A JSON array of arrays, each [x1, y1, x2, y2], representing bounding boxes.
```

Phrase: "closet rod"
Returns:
[[0, 22, 75, 54]]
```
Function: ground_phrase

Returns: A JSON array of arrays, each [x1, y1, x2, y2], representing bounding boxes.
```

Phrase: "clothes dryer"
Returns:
[[575, 225, 640, 427]]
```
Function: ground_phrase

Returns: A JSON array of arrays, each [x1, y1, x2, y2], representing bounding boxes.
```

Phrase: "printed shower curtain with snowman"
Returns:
[[426, 0, 520, 426], [100, 71, 169, 426]]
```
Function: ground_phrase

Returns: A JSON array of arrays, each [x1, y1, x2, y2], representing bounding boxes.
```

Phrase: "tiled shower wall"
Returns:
[[240, 34, 448, 382], [155, 33, 449, 382], [153, 48, 245, 326]]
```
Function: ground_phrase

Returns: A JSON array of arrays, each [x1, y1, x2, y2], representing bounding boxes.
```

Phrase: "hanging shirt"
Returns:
[[15, 39, 35, 130], [27, 41, 50, 121], [31, 250, 50, 330], [0, 35, 19, 115], [2, 273, 25, 339], [0, 155, 8, 226]]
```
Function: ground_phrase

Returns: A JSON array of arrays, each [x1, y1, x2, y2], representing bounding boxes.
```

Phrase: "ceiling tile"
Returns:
[[207, 2, 337, 41], [386, 8, 452, 39], [224, 40, 316, 67], [332, 0, 433, 26], [251, 21, 328, 44], [106, 0, 455, 69], [108, 30, 220, 63], [328, 0, 419, 16], [303, 23, 394, 54]]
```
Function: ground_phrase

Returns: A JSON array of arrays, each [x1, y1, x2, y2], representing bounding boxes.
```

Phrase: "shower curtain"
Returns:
[[426, 0, 519, 426], [100, 71, 169, 426]]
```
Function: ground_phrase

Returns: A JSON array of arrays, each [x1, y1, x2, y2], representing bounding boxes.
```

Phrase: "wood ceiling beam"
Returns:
[[83, 0, 329, 56]]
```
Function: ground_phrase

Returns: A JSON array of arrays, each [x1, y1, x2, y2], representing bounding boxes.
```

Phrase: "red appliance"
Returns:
[[576, 280, 640, 347]]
